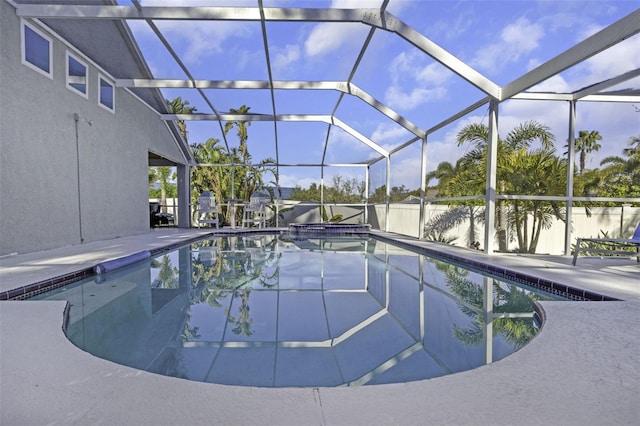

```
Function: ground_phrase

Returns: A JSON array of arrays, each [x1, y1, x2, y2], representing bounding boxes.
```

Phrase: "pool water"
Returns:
[[31, 233, 560, 387]]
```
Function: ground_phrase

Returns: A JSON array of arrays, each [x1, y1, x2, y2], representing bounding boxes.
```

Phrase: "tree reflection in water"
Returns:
[[150, 254, 179, 289], [227, 289, 253, 336], [188, 235, 281, 338], [435, 260, 543, 349]]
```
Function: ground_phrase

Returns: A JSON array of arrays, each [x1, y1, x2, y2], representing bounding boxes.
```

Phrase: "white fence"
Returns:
[[152, 198, 638, 255], [374, 204, 640, 255]]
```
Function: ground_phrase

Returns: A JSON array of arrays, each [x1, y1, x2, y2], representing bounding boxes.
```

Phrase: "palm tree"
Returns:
[[567, 130, 602, 175], [598, 135, 640, 198], [165, 97, 197, 141], [224, 105, 251, 156], [456, 121, 555, 166], [501, 148, 567, 253], [156, 254, 179, 288], [426, 161, 459, 194], [622, 135, 640, 160], [155, 166, 175, 213], [191, 137, 230, 223], [184, 102, 277, 225], [191, 137, 277, 226], [227, 289, 253, 337], [222, 105, 280, 224], [425, 160, 484, 247], [453, 121, 561, 253]]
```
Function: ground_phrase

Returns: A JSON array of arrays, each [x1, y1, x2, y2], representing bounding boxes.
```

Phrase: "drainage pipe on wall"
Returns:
[[74, 113, 84, 244]]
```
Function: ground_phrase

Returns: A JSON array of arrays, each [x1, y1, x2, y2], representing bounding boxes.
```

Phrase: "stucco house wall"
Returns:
[[0, 1, 189, 255]]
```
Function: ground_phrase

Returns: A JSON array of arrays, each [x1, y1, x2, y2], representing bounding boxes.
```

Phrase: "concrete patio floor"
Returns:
[[1, 228, 639, 425]]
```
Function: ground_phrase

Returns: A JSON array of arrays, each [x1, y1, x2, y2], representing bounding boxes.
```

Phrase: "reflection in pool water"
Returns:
[[31, 233, 559, 387]]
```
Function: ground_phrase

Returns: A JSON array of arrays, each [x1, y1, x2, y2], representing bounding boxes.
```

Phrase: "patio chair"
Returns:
[[150, 202, 161, 228], [243, 235, 267, 265], [149, 202, 174, 228], [572, 222, 640, 265], [197, 192, 219, 228], [242, 194, 267, 228], [197, 246, 218, 267]]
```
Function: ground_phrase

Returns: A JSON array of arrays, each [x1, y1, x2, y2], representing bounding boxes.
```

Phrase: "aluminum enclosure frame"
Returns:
[[13, 1, 640, 254]]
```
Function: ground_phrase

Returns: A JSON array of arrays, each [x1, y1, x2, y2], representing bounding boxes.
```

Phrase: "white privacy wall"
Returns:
[[372, 204, 640, 255]]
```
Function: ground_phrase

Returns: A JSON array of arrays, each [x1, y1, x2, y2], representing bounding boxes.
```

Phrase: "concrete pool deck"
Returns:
[[1, 228, 639, 425]]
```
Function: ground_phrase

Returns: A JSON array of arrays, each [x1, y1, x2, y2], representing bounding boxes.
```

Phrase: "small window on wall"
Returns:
[[98, 75, 115, 112], [21, 20, 52, 78], [66, 52, 88, 97]]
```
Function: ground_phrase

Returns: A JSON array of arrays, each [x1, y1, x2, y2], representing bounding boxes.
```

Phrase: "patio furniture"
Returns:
[[196, 192, 219, 228], [242, 194, 268, 228], [150, 202, 174, 228], [225, 198, 244, 228], [243, 235, 268, 265], [572, 222, 640, 265]]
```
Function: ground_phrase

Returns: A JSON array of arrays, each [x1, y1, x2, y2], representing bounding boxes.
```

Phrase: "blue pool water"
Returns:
[[31, 233, 561, 387]]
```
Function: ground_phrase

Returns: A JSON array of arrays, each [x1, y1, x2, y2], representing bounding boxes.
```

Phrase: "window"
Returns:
[[21, 20, 52, 78], [98, 75, 114, 112], [66, 52, 87, 97]]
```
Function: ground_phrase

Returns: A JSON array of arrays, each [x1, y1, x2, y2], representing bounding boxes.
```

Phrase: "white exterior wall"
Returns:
[[0, 3, 186, 255]]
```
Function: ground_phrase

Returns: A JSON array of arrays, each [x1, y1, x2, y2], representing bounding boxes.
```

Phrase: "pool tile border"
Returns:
[[371, 233, 619, 302], [1, 267, 94, 300], [0, 233, 216, 301]]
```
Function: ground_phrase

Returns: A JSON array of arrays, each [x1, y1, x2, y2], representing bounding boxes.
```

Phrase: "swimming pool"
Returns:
[[31, 232, 562, 387]]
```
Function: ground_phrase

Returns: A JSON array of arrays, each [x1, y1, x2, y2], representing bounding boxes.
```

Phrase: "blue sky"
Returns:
[[125, 0, 640, 190]]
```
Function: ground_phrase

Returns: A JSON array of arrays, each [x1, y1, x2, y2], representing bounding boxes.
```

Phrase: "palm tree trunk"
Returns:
[[528, 203, 539, 253], [522, 204, 529, 253], [160, 186, 167, 214], [526, 201, 539, 253], [530, 220, 543, 254], [468, 206, 476, 248], [514, 201, 524, 252], [497, 181, 508, 251]]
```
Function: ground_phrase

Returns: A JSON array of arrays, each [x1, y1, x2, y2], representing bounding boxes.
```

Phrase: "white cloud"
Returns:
[[271, 44, 300, 73], [278, 174, 319, 189], [525, 57, 572, 92], [519, 25, 639, 98], [153, 20, 254, 64], [390, 149, 423, 188], [579, 34, 640, 84], [384, 50, 451, 110], [472, 17, 544, 72], [428, 11, 475, 42], [502, 18, 542, 52], [389, 51, 451, 85], [530, 74, 571, 93], [370, 123, 410, 144], [423, 139, 459, 178], [329, 125, 370, 153], [303, 0, 391, 58], [136, 1, 256, 65], [417, 62, 452, 86], [141, 0, 256, 5], [304, 22, 366, 58], [523, 28, 640, 159], [388, 50, 415, 83], [385, 86, 447, 111], [429, 114, 487, 162]]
